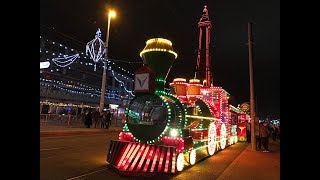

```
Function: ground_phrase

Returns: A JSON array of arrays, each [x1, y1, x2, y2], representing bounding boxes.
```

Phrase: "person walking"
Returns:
[[255, 122, 262, 150], [272, 124, 278, 142], [84, 111, 93, 128], [100, 112, 107, 129], [92, 109, 100, 128], [260, 122, 270, 152], [246, 120, 251, 143], [106, 110, 112, 129]]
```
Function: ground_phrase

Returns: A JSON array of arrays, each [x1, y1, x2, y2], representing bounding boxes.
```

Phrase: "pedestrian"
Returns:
[[84, 110, 93, 128], [256, 122, 262, 150], [92, 109, 100, 128], [121, 113, 126, 126], [106, 110, 112, 129], [246, 120, 251, 143], [260, 122, 270, 152], [100, 112, 107, 129], [272, 124, 278, 142]]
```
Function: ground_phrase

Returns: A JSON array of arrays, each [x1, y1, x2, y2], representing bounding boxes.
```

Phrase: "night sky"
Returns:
[[40, 0, 280, 119]]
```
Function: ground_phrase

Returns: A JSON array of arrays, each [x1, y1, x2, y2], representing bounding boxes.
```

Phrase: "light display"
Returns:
[[220, 123, 227, 149], [40, 101, 96, 108], [207, 123, 217, 155], [40, 61, 50, 69], [176, 153, 184, 171], [51, 53, 79, 67], [106, 5, 243, 175], [86, 28, 106, 71], [189, 149, 196, 165]]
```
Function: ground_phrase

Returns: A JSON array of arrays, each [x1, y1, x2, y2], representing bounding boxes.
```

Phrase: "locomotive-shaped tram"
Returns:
[[106, 6, 249, 174], [106, 38, 248, 174]]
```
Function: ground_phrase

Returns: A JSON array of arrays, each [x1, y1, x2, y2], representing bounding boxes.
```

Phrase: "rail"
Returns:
[[40, 114, 123, 127]]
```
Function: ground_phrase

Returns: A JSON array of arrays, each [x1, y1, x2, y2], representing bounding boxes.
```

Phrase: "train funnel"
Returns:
[[140, 38, 177, 91]]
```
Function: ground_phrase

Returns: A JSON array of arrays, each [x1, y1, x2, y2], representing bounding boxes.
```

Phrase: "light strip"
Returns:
[[186, 115, 220, 121], [128, 144, 146, 171], [150, 146, 160, 172], [140, 145, 152, 172], [140, 48, 178, 59]]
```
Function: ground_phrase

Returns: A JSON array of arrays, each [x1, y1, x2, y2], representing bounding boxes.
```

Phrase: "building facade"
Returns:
[[40, 28, 135, 115]]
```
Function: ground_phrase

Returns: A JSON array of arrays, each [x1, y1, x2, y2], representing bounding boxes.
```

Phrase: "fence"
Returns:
[[40, 113, 123, 128]]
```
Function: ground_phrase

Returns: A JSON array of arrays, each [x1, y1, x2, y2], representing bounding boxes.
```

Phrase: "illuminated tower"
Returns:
[[194, 5, 212, 87]]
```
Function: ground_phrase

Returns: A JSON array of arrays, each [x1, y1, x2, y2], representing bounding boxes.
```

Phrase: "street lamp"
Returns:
[[99, 10, 116, 114], [248, 22, 256, 151]]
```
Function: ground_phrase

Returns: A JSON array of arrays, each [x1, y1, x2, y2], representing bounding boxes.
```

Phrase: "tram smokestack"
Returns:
[[140, 38, 178, 91]]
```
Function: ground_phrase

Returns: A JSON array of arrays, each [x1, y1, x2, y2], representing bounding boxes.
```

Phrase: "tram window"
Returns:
[[149, 107, 166, 125], [127, 95, 166, 125]]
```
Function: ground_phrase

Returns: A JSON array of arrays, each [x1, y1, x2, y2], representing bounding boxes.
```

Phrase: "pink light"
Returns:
[[164, 147, 171, 173], [123, 144, 141, 170], [142, 145, 154, 172], [158, 147, 166, 172], [116, 143, 132, 169], [150, 147, 160, 172], [171, 150, 176, 173], [119, 143, 136, 170], [128, 144, 146, 171]]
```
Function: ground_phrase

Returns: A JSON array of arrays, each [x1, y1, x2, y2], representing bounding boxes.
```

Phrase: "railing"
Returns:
[[40, 113, 123, 127], [40, 114, 84, 127]]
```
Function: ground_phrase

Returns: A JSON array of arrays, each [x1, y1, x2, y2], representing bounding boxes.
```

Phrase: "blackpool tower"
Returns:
[[194, 5, 213, 87]]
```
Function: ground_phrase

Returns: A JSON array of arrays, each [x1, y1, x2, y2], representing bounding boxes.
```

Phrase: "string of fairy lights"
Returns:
[[40, 75, 134, 99], [40, 35, 136, 76], [40, 35, 136, 97]]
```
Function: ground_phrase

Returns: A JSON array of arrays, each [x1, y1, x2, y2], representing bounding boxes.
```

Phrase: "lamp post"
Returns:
[[248, 22, 256, 151], [99, 10, 116, 114]]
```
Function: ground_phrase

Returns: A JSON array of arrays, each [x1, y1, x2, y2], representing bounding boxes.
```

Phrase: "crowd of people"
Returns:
[[84, 109, 112, 129], [246, 121, 280, 153]]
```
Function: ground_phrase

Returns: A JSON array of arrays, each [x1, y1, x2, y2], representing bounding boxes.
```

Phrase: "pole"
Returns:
[[99, 15, 111, 114], [248, 22, 256, 151]]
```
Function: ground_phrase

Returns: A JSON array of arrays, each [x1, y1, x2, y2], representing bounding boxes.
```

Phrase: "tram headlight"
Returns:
[[170, 128, 178, 137]]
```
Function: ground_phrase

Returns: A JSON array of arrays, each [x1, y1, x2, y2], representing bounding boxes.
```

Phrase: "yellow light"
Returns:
[[189, 79, 200, 83], [146, 38, 172, 46], [173, 78, 186, 82], [185, 115, 220, 121], [139, 48, 178, 59], [109, 10, 116, 18]]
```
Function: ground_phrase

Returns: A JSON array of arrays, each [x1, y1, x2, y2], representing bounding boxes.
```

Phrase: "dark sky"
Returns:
[[40, 0, 280, 119]]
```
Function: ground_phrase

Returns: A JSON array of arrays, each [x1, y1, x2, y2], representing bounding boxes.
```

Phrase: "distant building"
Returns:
[[40, 28, 134, 115]]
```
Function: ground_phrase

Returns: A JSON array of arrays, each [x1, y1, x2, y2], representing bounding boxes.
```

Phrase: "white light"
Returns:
[[40, 61, 50, 69], [189, 149, 196, 165], [176, 153, 184, 171], [52, 53, 79, 67], [207, 123, 217, 156], [170, 129, 178, 137], [220, 123, 227, 150], [86, 28, 106, 71]]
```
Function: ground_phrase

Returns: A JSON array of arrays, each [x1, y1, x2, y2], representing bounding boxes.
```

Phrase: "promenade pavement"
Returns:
[[40, 125, 280, 179], [217, 139, 280, 180], [40, 125, 123, 137]]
